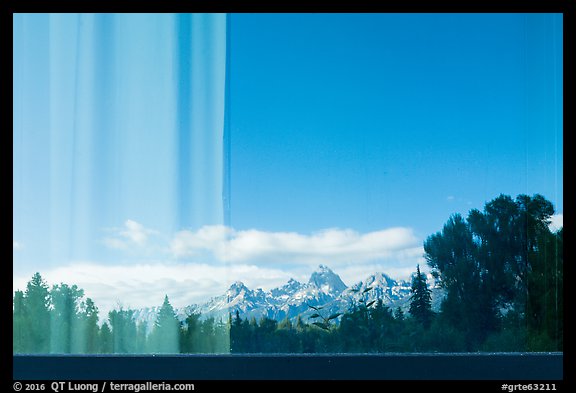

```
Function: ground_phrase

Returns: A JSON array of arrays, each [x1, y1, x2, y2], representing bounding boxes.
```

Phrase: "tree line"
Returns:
[[13, 193, 562, 353]]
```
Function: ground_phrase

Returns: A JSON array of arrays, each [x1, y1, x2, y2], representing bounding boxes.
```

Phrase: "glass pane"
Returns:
[[13, 13, 562, 354]]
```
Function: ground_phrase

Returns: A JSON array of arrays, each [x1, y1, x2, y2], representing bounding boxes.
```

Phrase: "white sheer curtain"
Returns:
[[13, 13, 228, 353], [13, 13, 227, 272]]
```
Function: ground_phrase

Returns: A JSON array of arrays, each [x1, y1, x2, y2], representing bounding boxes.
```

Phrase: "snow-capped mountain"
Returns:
[[199, 281, 272, 320], [307, 264, 347, 296], [131, 265, 444, 330], [294, 271, 414, 323], [344, 272, 411, 304], [269, 278, 304, 299], [195, 265, 350, 322]]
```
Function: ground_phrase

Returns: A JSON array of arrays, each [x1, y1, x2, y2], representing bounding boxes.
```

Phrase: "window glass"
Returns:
[[13, 13, 562, 354]]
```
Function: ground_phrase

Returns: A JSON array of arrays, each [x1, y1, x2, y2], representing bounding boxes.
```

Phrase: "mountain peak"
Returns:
[[270, 278, 303, 298], [366, 272, 396, 288], [285, 278, 303, 289], [227, 281, 249, 298], [230, 281, 247, 290], [308, 265, 347, 296]]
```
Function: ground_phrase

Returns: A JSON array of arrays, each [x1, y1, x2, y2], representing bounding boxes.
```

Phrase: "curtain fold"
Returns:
[[13, 13, 227, 272]]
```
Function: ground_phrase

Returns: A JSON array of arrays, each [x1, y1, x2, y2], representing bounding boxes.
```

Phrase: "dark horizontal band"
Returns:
[[13, 353, 563, 380]]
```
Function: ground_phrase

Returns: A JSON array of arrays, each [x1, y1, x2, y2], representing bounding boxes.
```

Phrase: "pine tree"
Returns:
[[98, 322, 113, 353], [24, 273, 51, 352], [258, 317, 278, 352], [108, 308, 137, 353], [13, 290, 28, 353], [409, 265, 433, 329], [230, 310, 245, 353], [199, 317, 216, 353], [149, 295, 180, 353], [181, 313, 201, 353], [368, 299, 394, 351], [49, 283, 84, 353], [83, 298, 99, 353]]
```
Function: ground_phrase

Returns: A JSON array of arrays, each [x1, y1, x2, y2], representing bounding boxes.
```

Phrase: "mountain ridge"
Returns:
[[133, 265, 444, 333]]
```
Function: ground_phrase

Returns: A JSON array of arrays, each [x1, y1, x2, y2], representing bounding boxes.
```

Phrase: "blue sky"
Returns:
[[228, 13, 563, 236], [13, 13, 563, 313]]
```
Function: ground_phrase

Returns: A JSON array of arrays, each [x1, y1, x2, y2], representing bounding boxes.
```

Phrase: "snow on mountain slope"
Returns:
[[132, 265, 444, 329], [307, 264, 347, 296]]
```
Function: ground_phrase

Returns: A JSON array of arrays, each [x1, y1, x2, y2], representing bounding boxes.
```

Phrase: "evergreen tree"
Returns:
[[409, 265, 433, 329], [424, 213, 487, 348], [82, 298, 100, 353], [339, 307, 368, 352], [98, 322, 113, 353], [230, 310, 247, 353], [199, 317, 216, 353], [49, 283, 84, 353], [108, 308, 137, 353], [369, 299, 395, 351], [13, 290, 28, 353], [276, 317, 299, 353], [23, 273, 51, 352], [149, 295, 180, 353], [180, 313, 201, 353], [257, 317, 278, 352]]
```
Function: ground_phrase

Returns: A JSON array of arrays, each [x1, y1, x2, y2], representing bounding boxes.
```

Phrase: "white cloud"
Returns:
[[549, 213, 563, 231], [13, 241, 22, 250], [13, 262, 296, 318], [12, 257, 427, 320], [14, 224, 426, 318], [171, 225, 233, 257], [171, 225, 420, 266], [103, 220, 159, 251], [447, 195, 455, 201]]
